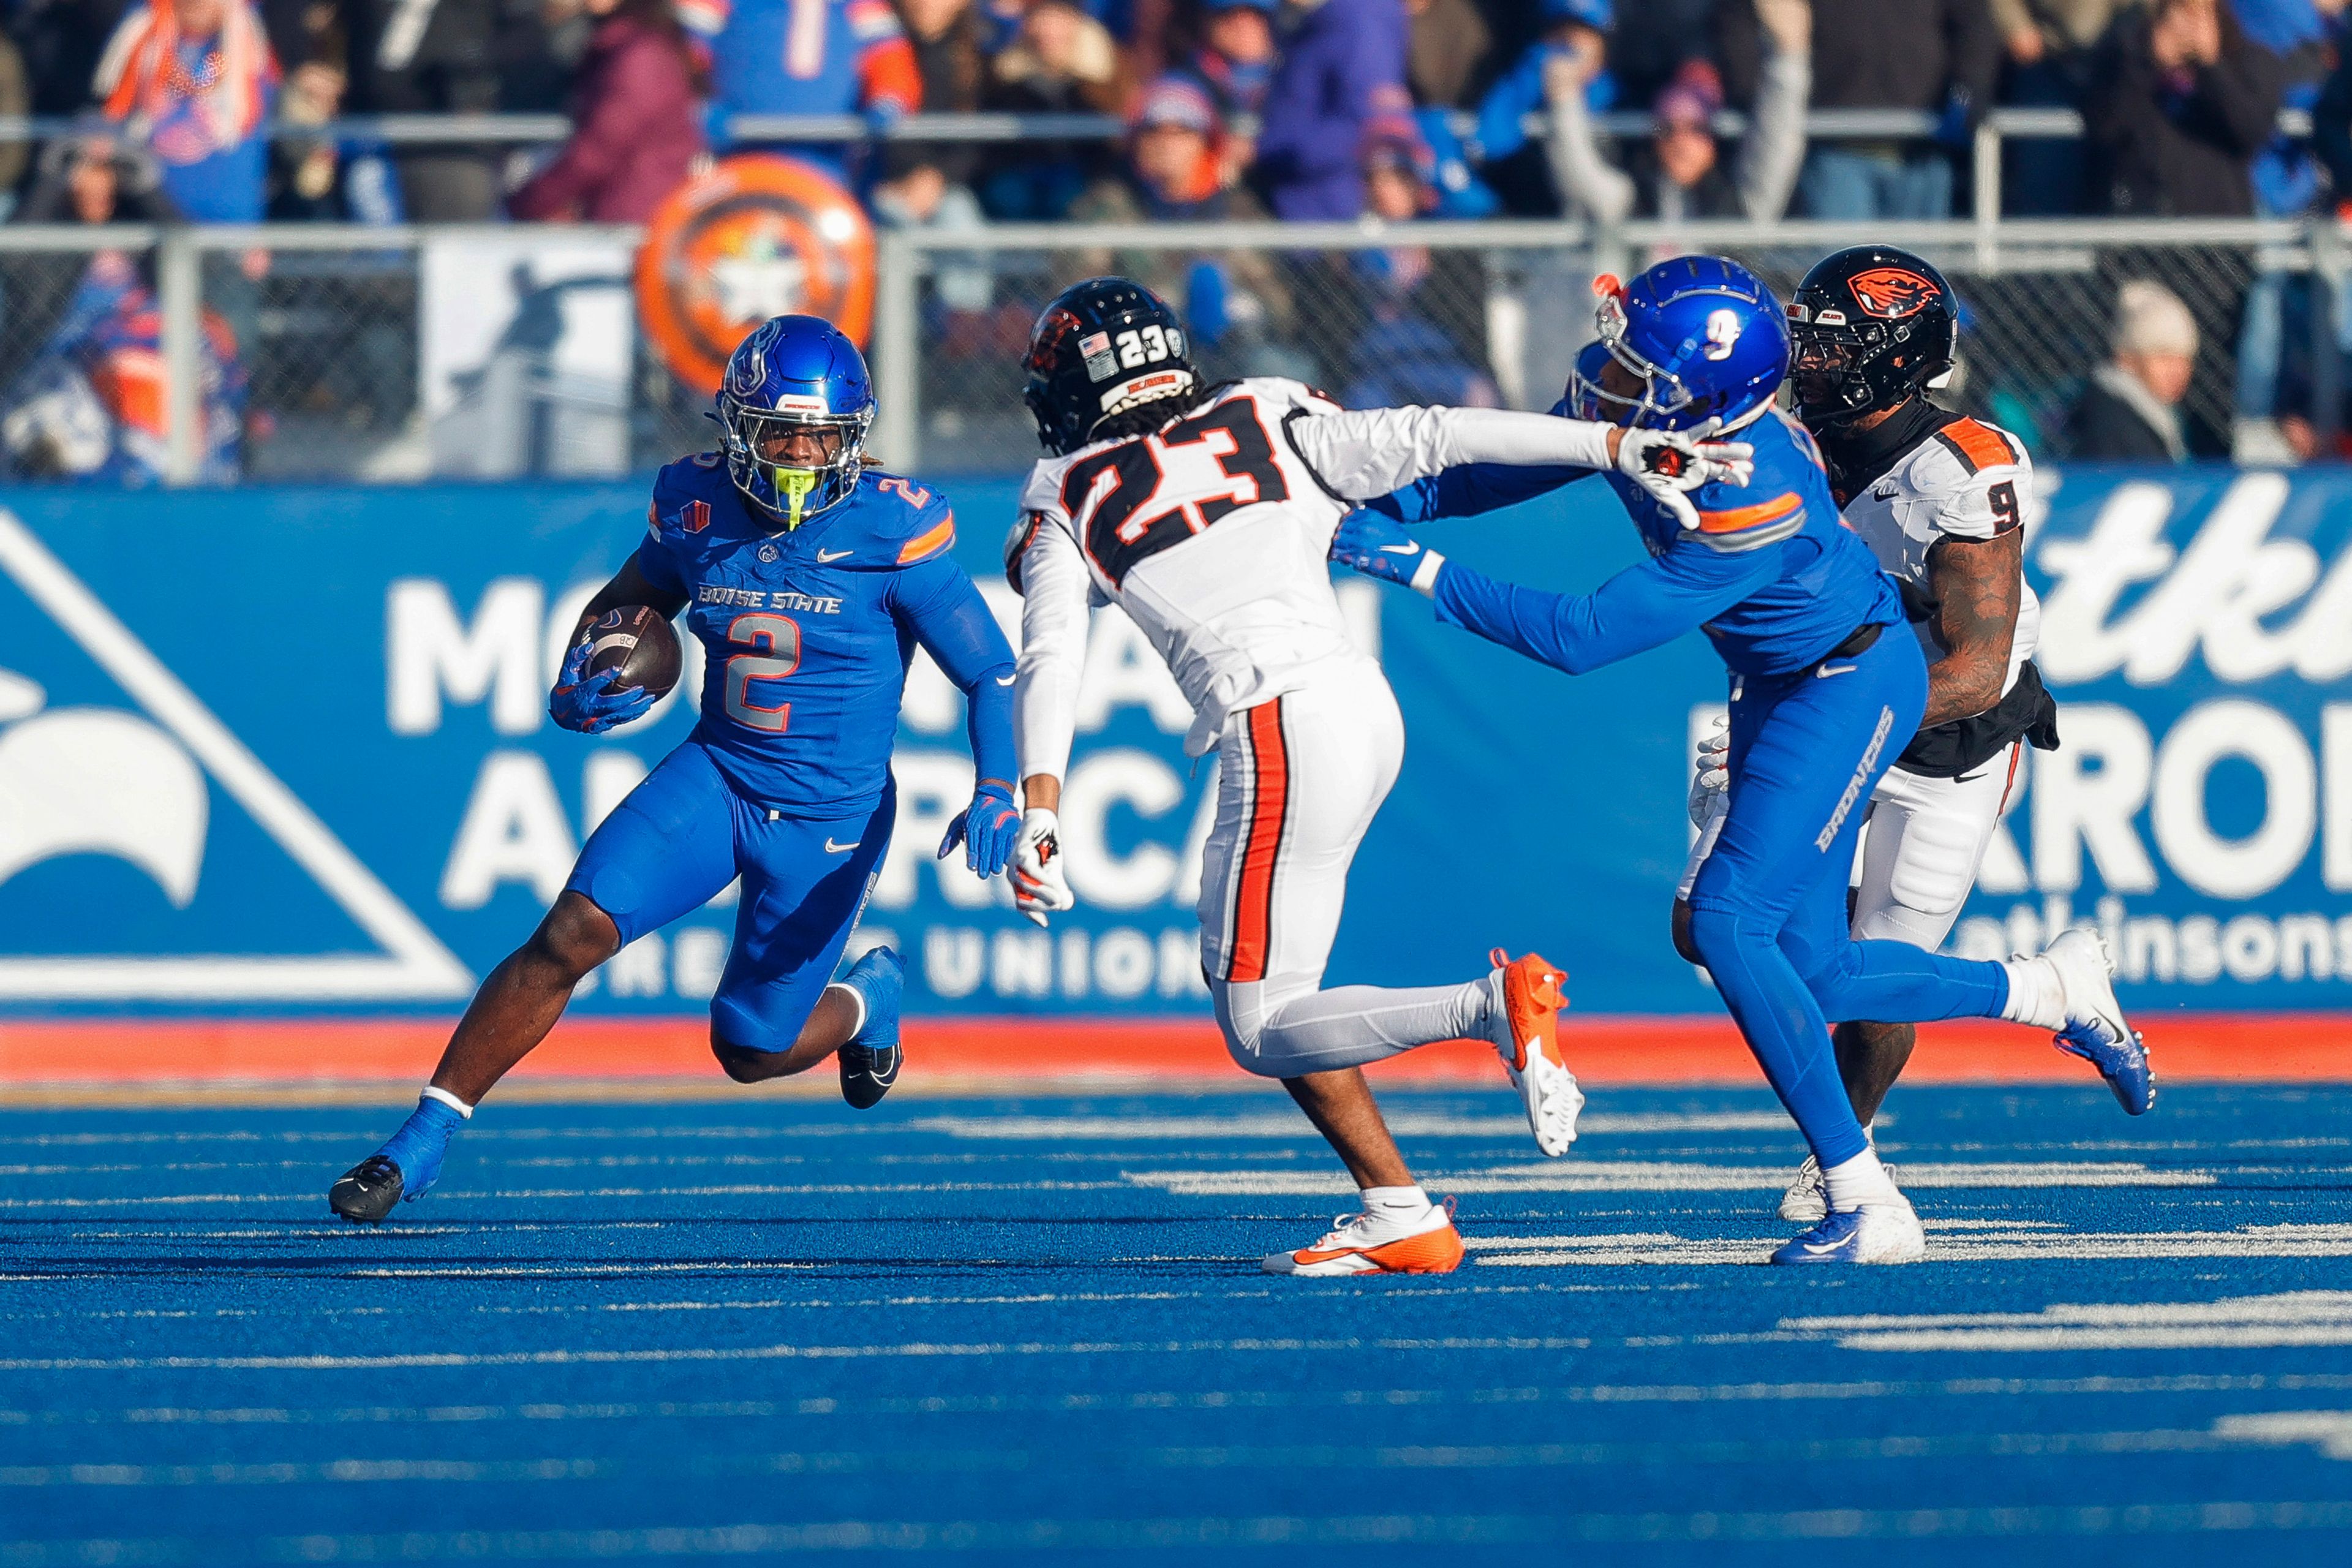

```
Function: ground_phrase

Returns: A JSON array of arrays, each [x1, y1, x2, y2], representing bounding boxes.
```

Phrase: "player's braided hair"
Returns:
[[1086, 379, 1242, 447]]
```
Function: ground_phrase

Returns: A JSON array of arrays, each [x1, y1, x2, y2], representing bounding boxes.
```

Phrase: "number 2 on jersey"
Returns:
[[1059, 401, 1291, 585], [723, 612, 801, 733]]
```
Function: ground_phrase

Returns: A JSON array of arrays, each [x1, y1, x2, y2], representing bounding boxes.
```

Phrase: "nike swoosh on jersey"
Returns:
[[816, 548, 854, 562], [995, 674, 1017, 686], [1815, 663, 1858, 678], [825, 838, 861, 853]]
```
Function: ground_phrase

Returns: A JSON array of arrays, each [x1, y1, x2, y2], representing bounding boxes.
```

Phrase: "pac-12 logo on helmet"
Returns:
[[1847, 268, 1941, 320]]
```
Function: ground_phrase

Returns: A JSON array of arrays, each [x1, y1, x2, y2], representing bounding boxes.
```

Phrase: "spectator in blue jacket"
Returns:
[[1469, 0, 1616, 170], [1251, 0, 1412, 219]]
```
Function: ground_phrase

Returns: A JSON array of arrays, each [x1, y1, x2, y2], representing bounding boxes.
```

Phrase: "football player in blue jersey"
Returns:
[[328, 315, 1020, 1224], [1332, 257, 2145, 1264]]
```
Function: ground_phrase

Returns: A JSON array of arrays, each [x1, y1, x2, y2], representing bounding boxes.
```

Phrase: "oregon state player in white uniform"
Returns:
[[1672, 247, 2152, 1224], [1003, 278, 1752, 1276]]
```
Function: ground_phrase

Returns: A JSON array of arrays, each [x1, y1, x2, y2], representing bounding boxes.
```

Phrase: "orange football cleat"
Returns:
[[1488, 948, 1583, 1156], [1262, 1200, 1466, 1276]]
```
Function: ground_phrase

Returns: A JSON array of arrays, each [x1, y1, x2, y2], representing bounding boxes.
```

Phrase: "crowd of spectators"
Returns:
[[0, 0, 2343, 232], [8, 1, 2352, 473]]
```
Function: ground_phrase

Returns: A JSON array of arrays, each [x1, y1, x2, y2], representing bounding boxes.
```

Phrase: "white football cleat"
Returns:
[[2045, 927, 2136, 1047], [1769, 1193, 1926, 1266], [1778, 1156, 1826, 1223], [1485, 948, 1582, 1157], [1262, 1200, 1466, 1276]]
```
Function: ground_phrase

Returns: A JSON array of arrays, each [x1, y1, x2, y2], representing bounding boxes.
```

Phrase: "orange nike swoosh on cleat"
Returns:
[[1490, 947, 1569, 1071], [1292, 1224, 1465, 1274]]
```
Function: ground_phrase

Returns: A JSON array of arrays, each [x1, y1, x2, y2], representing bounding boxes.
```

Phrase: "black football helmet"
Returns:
[[1787, 246, 1958, 427], [1022, 276, 1197, 455]]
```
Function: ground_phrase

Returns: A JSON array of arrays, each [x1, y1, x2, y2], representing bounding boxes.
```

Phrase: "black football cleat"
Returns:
[[837, 1041, 900, 1110], [329, 1155, 404, 1224]]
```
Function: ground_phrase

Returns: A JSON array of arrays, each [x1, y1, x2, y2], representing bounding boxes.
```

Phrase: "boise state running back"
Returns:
[[326, 315, 1019, 1226], [1334, 255, 2145, 1267]]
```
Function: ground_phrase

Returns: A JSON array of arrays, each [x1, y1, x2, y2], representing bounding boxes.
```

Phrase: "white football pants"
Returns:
[[1680, 741, 2024, 950], [1198, 658, 1491, 1078]]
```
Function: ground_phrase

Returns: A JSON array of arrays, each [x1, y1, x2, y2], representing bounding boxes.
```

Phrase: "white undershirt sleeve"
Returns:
[[1011, 517, 1091, 786], [1282, 405, 1615, 502]]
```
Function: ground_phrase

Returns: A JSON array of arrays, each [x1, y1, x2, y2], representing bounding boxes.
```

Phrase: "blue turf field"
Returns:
[[5, 1082, 2352, 1565]]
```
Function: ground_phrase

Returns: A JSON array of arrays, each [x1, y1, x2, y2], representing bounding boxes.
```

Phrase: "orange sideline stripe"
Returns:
[[1695, 491, 1802, 535], [1, 1015, 2345, 1084], [1226, 701, 1289, 985]]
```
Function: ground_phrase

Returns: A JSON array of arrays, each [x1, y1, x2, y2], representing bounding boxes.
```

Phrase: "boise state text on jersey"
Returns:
[[636, 451, 997, 814]]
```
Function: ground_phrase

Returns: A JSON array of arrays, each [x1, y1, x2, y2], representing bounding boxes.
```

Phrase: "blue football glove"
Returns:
[[548, 641, 657, 734], [937, 780, 1021, 880], [1330, 510, 1447, 594]]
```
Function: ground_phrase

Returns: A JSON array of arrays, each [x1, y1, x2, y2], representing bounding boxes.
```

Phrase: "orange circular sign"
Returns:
[[636, 155, 876, 396]]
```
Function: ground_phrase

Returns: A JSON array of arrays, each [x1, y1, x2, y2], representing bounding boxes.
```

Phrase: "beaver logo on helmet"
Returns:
[[1849, 268, 1940, 320]]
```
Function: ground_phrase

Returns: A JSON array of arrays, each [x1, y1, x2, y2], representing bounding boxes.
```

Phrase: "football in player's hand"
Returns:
[[580, 606, 682, 700]]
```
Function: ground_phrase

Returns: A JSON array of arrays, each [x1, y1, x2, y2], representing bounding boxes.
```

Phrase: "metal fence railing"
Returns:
[[0, 216, 2334, 486], [0, 103, 2323, 221]]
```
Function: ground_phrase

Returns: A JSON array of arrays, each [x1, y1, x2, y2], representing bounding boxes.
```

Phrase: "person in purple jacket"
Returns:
[[1251, 0, 1412, 220], [509, 0, 709, 223]]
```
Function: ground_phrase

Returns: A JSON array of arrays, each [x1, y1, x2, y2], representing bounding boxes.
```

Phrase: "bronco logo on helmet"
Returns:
[[1848, 268, 1940, 320]]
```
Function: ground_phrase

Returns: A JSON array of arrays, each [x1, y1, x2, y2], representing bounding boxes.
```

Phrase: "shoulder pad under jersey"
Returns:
[[837, 470, 959, 569], [646, 453, 729, 545], [1898, 418, 2032, 541], [1684, 416, 1817, 552]]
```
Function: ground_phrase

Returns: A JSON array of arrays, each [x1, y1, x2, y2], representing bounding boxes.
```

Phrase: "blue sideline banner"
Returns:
[[0, 466, 2345, 1019]]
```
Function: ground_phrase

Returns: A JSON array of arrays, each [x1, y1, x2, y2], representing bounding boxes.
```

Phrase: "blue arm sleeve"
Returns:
[[1371, 463, 1591, 524], [1431, 539, 1779, 676], [894, 557, 1019, 790]]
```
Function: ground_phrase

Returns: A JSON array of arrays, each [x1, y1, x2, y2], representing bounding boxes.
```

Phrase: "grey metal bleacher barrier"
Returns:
[[0, 214, 2338, 484]]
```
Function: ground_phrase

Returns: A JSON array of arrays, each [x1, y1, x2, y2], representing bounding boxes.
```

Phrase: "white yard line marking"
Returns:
[[915, 1112, 1805, 1141], [1126, 1161, 2216, 1196], [21, 1501, 2352, 1557], [2212, 1412, 2352, 1461], [1476, 1227, 2352, 1270], [1787, 1291, 2352, 1352]]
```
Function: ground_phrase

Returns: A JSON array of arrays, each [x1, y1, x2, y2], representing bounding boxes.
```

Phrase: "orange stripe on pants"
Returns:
[[1227, 699, 1290, 984]]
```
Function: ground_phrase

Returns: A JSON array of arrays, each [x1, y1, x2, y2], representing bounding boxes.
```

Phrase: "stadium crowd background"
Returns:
[[0, 0, 2347, 481]]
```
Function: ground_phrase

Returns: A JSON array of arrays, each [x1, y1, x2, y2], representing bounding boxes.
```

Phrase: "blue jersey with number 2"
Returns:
[[636, 454, 1014, 814]]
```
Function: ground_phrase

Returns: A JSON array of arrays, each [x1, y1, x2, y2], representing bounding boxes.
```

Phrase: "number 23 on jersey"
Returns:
[[1058, 401, 1291, 585]]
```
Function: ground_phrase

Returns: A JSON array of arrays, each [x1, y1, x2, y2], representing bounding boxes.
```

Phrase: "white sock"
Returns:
[[826, 981, 868, 1040], [1821, 1148, 1899, 1212], [420, 1085, 473, 1118], [1361, 1184, 1433, 1222], [1999, 955, 2066, 1031]]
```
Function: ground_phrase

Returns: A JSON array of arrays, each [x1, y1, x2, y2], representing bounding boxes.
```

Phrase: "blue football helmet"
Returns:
[[717, 315, 875, 529], [1569, 256, 1789, 433]]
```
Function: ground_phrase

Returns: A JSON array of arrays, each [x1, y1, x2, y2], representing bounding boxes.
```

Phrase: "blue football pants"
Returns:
[[564, 741, 892, 1053], [1683, 630, 2010, 1167]]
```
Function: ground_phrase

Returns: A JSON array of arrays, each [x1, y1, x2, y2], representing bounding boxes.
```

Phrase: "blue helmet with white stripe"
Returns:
[[1569, 256, 1788, 433], [717, 315, 875, 529]]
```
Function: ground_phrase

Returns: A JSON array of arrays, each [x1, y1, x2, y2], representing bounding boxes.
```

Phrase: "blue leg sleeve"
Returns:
[[1686, 633, 1934, 1167]]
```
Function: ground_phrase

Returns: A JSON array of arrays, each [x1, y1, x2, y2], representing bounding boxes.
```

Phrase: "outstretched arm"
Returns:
[[1286, 404, 1751, 528], [1333, 510, 1773, 676]]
